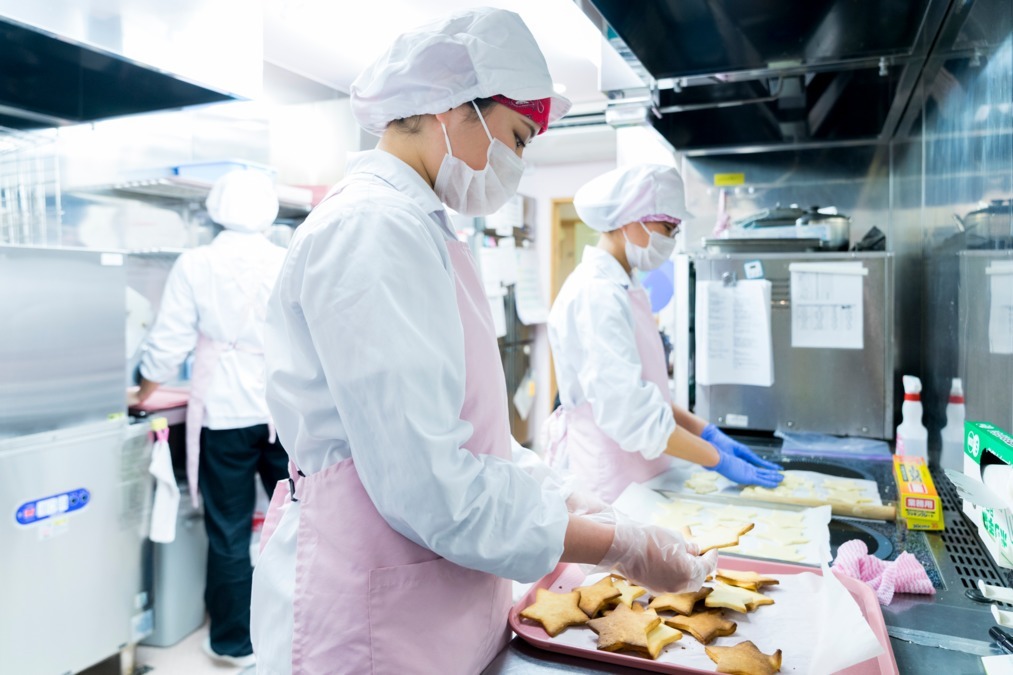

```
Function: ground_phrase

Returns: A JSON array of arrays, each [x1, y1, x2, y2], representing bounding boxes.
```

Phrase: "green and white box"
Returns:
[[963, 421, 1013, 569]]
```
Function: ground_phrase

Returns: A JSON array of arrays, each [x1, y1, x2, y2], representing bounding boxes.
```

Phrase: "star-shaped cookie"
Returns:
[[705, 580, 775, 613], [714, 569, 780, 592], [609, 576, 647, 608], [642, 609, 683, 659], [575, 575, 621, 618], [647, 586, 713, 615], [758, 528, 809, 546], [664, 609, 737, 644], [586, 602, 660, 654], [682, 522, 755, 553], [758, 511, 806, 528], [705, 640, 783, 675], [519, 588, 589, 637]]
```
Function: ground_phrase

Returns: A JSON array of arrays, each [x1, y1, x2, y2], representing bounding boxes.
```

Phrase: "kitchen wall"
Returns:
[[518, 157, 617, 449], [677, 11, 1012, 447], [904, 22, 1013, 448]]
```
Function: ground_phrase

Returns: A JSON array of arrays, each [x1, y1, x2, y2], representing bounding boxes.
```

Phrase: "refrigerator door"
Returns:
[[0, 420, 153, 675], [0, 245, 126, 439], [501, 343, 533, 446], [694, 252, 894, 438], [959, 251, 1013, 432]]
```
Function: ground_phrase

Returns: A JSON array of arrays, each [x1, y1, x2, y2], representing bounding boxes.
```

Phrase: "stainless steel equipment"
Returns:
[[0, 245, 126, 439], [0, 419, 153, 675], [953, 199, 1013, 240], [694, 252, 895, 438], [795, 206, 851, 250], [141, 486, 208, 647], [959, 250, 1013, 432]]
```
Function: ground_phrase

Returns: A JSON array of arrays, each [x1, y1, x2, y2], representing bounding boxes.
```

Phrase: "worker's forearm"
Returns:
[[672, 404, 708, 437], [664, 425, 720, 467], [136, 377, 161, 404], [560, 515, 614, 565]]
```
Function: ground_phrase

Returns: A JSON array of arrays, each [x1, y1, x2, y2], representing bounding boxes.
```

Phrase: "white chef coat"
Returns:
[[139, 230, 286, 429], [262, 149, 568, 582], [548, 246, 676, 459]]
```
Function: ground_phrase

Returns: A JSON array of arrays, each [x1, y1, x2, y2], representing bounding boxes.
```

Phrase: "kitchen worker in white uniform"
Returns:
[[250, 9, 717, 674], [546, 164, 784, 502], [133, 169, 288, 667]]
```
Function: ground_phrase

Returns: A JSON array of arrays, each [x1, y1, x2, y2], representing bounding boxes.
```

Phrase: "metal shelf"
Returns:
[[75, 176, 313, 221]]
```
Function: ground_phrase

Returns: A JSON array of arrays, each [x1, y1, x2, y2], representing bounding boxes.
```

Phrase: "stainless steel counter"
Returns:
[[482, 633, 997, 674], [484, 446, 1011, 675]]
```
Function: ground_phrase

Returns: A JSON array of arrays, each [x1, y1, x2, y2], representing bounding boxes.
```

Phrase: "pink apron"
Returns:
[[549, 285, 672, 503], [259, 210, 513, 672], [184, 274, 275, 509]]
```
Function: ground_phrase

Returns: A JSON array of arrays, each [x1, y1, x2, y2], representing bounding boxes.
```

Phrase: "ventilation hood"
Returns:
[[0, 1, 262, 130], [583, 0, 972, 154]]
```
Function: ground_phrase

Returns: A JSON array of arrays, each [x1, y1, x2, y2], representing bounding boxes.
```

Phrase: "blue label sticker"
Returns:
[[15, 488, 90, 526], [743, 260, 764, 280]]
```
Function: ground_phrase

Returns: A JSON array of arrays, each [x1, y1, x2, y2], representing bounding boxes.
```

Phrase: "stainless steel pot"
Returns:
[[953, 199, 1012, 239], [796, 206, 851, 251], [738, 203, 807, 229]]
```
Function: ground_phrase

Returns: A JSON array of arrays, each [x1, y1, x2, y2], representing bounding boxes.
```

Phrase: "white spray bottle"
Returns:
[[896, 375, 928, 459], [940, 378, 966, 471]]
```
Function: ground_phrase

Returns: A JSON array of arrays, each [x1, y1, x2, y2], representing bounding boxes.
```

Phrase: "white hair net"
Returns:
[[205, 169, 280, 233], [349, 7, 570, 136], [574, 164, 692, 232]]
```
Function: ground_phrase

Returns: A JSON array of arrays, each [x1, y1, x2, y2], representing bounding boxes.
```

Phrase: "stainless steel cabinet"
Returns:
[[694, 252, 895, 438]]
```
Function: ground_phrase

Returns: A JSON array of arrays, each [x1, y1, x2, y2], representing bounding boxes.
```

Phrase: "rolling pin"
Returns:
[[741, 492, 897, 521]]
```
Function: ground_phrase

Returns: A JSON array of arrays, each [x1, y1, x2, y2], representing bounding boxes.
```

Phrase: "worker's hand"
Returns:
[[127, 386, 141, 407], [595, 516, 718, 594], [707, 451, 783, 487], [702, 424, 782, 470], [565, 489, 613, 520]]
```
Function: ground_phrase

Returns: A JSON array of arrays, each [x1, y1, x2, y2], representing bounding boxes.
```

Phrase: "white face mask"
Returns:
[[433, 102, 525, 216], [624, 221, 677, 271]]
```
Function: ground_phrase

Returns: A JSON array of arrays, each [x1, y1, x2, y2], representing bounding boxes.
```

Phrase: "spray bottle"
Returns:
[[896, 375, 928, 459], [940, 378, 966, 471]]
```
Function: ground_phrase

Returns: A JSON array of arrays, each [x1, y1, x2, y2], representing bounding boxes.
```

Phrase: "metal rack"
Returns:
[[0, 127, 61, 245], [78, 175, 312, 222]]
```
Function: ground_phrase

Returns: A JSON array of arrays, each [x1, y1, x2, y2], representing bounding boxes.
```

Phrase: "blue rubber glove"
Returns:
[[701, 424, 783, 470], [707, 451, 783, 487], [701, 425, 783, 487]]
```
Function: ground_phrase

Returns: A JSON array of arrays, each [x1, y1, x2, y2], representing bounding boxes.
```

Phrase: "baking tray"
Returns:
[[509, 557, 897, 674]]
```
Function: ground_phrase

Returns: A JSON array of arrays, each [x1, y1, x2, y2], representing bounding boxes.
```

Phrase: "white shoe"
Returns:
[[203, 635, 257, 668]]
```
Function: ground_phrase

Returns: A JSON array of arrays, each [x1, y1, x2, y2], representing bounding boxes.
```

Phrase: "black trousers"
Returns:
[[198, 423, 288, 657]]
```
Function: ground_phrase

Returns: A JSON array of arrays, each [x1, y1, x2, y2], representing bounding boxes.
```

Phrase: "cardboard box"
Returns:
[[893, 455, 944, 531], [962, 421, 1013, 569]]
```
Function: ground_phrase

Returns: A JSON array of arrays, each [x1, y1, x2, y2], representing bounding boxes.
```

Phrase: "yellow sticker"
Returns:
[[527, 380, 536, 397], [713, 173, 745, 186]]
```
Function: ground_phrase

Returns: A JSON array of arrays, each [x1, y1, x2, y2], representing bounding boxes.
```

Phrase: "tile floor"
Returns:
[[79, 621, 253, 675]]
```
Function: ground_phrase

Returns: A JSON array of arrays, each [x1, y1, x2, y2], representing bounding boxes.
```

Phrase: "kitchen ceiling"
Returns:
[[262, 0, 610, 108], [586, 0, 972, 153]]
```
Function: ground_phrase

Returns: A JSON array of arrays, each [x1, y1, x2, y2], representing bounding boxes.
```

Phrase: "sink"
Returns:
[[777, 459, 873, 481], [829, 518, 894, 560]]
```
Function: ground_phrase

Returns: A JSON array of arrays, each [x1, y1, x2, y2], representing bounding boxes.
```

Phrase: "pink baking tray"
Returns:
[[509, 556, 898, 674]]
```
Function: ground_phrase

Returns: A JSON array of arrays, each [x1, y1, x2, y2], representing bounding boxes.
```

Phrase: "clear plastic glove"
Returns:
[[565, 489, 614, 520], [707, 450, 783, 487], [594, 516, 718, 594]]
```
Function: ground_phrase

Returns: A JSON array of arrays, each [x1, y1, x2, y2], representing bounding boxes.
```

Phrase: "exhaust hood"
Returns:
[[584, 0, 958, 153], [0, 0, 262, 130]]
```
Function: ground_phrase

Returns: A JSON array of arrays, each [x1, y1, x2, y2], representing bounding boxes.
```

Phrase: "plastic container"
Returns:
[[896, 375, 928, 459], [940, 378, 966, 472]]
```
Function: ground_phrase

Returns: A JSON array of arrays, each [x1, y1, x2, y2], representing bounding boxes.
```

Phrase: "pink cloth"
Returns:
[[832, 539, 935, 605]]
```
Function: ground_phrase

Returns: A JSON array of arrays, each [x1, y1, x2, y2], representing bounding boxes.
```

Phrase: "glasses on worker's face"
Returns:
[[645, 220, 681, 238]]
